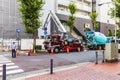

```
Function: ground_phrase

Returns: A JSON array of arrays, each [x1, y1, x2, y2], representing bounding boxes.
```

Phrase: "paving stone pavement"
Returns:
[[7, 62, 120, 80], [25, 62, 120, 80]]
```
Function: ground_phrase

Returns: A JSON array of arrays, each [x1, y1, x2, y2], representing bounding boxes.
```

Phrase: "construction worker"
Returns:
[[11, 42, 17, 58]]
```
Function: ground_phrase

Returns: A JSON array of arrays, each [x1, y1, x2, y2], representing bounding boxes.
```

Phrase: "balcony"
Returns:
[[56, 10, 90, 19], [57, 0, 92, 12], [85, 0, 92, 3]]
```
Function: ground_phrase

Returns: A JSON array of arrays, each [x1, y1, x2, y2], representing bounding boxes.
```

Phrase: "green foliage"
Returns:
[[89, 12, 99, 30], [108, 29, 113, 36], [66, 2, 77, 33], [117, 30, 120, 38], [35, 45, 42, 52], [109, 0, 120, 37], [17, 0, 45, 51], [35, 45, 42, 50], [17, 0, 45, 34]]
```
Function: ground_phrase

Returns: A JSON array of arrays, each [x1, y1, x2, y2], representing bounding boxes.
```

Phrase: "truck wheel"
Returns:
[[54, 47, 60, 53]]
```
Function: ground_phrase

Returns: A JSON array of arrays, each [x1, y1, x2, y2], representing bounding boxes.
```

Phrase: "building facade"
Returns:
[[0, 0, 32, 39], [40, 0, 115, 37], [0, 0, 116, 39]]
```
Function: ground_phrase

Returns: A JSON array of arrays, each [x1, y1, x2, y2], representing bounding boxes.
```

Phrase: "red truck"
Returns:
[[44, 34, 84, 53]]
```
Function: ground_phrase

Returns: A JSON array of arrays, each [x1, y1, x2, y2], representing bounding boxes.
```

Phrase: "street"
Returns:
[[0, 50, 104, 76]]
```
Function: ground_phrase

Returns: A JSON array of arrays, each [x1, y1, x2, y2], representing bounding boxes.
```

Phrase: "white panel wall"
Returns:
[[96, 0, 115, 24], [38, 0, 56, 38]]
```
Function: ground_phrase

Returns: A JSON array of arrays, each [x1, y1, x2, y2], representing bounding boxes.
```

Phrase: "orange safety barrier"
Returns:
[[33, 50, 37, 56], [9, 49, 12, 52], [50, 49, 54, 54], [16, 50, 20, 56], [77, 47, 80, 52], [67, 48, 69, 53], [1, 48, 4, 52]]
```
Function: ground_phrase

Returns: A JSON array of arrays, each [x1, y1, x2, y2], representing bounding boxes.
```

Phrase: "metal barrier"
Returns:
[[95, 50, 105, 64]]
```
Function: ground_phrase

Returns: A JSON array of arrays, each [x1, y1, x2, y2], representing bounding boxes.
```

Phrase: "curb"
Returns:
[[7, 62, 91, 80]]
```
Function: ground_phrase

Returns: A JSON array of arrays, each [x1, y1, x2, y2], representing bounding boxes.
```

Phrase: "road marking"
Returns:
[[0, 60, 11, 63], [0, 63, 14, 66], [0, 69, 24, 75], [0, 66, 19, 70], [0, 55, 24, 76]]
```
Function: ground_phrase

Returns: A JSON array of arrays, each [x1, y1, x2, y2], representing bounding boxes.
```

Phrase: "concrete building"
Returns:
[[0, 0, 116, 39], [95, 0, 115, 36], [39, 0, 115, 37], [0, 0, 32, 39]]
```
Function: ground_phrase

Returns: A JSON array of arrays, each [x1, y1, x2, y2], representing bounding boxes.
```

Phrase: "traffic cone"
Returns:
[[2, 47, 4, 52], [85, 43, 88, 48], [9, 48, 12, 52], [67, 48, 69, 53], [77, 47, 80, 52], [33, 50, 37, 56], [16, 50, 20, 56], [51, 49, 54, 54]]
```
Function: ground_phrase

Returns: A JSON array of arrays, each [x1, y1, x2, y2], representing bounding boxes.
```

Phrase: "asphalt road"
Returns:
[[0, 50, 119, 79]]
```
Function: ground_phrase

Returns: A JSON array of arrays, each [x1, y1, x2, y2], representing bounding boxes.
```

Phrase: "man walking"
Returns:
[[11, 42, 17, 58]]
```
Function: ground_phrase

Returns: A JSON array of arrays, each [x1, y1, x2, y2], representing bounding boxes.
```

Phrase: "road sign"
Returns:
[[16, 29, 21, 33], [44, 27, 47, 31], [44, 31, 47, 35]]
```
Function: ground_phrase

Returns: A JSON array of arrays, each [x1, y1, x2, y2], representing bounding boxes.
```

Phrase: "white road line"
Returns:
[[0, 66, 19, 70], [0, 63, 14, 66], [0, 60, 11, 63], [0, 69, 24, 75], [0, 55, 24, 76]]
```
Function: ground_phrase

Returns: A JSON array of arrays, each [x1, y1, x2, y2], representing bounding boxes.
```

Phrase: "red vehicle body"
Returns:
[[44, 34, 84, 53]]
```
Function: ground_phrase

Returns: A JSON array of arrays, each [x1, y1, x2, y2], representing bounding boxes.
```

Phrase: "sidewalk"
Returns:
[[11, 62, 120, 80], [25, 62, 120, 80]]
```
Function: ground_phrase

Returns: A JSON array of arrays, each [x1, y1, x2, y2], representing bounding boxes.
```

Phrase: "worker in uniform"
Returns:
[[11, 42, 17, 58]]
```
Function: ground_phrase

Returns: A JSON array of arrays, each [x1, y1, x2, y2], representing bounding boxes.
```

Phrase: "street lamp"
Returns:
[[98, 2, 117, 43]]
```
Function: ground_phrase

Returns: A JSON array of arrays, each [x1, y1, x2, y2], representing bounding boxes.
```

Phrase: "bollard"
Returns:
[[50, 59, 53, 74], [102, 50, 105, 63], [95, 51, 98, 64], [2, 64, 6, 80]]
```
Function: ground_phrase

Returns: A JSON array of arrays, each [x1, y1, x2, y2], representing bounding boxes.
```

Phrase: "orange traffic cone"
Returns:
[[67, 48, 69, 53], [9, 48, 12, 52], [16, 50, 20, 56], [51, 49, 54, 54], [33, 50, 37, 56], [85, 43, 88, 48], [77, 47, 80, 52], [2, 47, 4, 52]]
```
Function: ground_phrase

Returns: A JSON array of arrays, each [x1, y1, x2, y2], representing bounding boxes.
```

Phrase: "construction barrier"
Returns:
[[67, 48, 69, 53], [50, 48, 54, 54], [77, 47, 80, 52], [16, 50, 20, 56], [33, 50, 37, 56]]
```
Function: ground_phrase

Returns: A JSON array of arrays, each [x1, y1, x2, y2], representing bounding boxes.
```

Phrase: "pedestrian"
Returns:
[[11, 42, 17, 58]]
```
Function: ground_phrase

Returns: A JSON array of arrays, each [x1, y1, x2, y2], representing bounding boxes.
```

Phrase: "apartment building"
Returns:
[[0, 0, 33, 39], [95, 0, 115, 36], [39, 0, 93, 37], [40, 0, 115, 37], [0, 0, 116, 39]]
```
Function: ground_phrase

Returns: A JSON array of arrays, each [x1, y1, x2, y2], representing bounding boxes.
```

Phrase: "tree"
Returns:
[[17, 0, 44, 52], [108, 29, 113, 36], [109, 0, 120, 37], [89, 12, 99, 30], [66, 2, 77, 33]]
